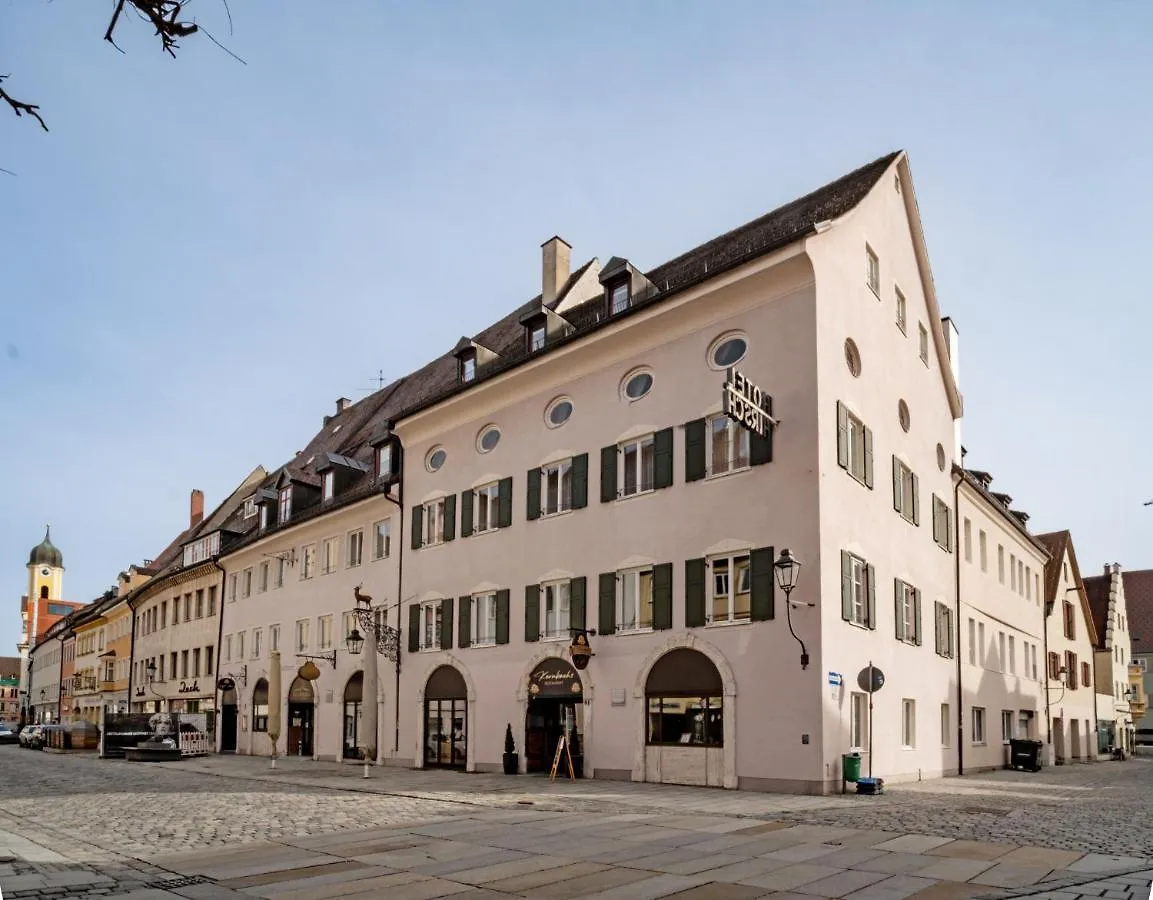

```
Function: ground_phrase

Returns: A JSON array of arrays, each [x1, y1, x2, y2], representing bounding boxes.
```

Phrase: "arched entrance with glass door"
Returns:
[[423, 666, 466, 769], [287, 677, 314, 757], [250, 679, 269, 753], [643, 647, 725, 787], [525, 657, 584, 775], [343, 672, 363, 759]]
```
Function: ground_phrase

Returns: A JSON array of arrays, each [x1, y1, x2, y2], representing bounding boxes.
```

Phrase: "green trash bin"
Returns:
[[842, 752, 862, 783]]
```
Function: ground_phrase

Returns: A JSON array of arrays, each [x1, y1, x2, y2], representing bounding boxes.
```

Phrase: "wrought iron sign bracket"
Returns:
[[296, 651, 337, 669]]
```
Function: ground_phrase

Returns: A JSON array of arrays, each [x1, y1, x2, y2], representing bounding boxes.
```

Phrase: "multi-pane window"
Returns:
[[844, 553, 871, 627], [373, 519, 391, 560], [348, 529, 364, 567], [708, 415, 750, 477], [901, 699, 916, 748], [322, 471, 335, 502], [252, 628, 262, 659], [377, 445, 392, 482], [542, 581, 571, 639], [709, 555, 751, 624], [242, 570, 252, 599], [301, 544, 316, 579], [461, 355, 476, 383], [919, 323, 929, 363], [934, 602, 954, 658], [932, 496, 953, 551], [1001, 710, 1014, 742], [423, 499, 447, 546], [318, 615, 333, 651], [529, 323, 546, 352], [224, 635, 232, 662], [295, 619, 309, 652], [278, 486, 292, 523], [866, 245, 880, 294], [893, 458, 917, 523], [471, 593, 497, 646], [420, 602, 442, 651], [473, 482, 500, 534], [258, 562, 269, 593], [646, 696, 722, 746], [940, 703, 951, 747], [542, 460, 573, 515], [850, 692, 868, 749], [322, 538, 339, 574], [963, 519, 972, 562], [972, 707, 986, 744], [617, 568, 654, 631], [895, 580, 918, 644], [895, 286, 907, 333], [837, 404, 872, 486], [269, 624, 280, 652], [619, 436, 655, 497], [610, 280, 629, 315], [979, 531, 988, 571], [275, 558, 285, 588]]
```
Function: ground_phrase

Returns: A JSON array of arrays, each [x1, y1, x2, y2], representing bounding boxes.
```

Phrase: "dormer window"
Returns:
[[278, 486, 292, 523], [243, 497, 256, 518], [529, 322, 546, 353], [321, 471, 335, 502], [259, 505, 270, 530], [461, 353, 477, 383], [377, 444, 393, 482], [609, 278, 630, 315]]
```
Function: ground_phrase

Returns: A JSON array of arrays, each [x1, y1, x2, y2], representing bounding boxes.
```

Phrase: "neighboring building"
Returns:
[[956, 469, 1048, 771], [1036, 531, 1099, 763], [59, 631, 76, 721], [130, 476, 265, 727], [27, 615, 70, 724], [97, 568, 151, 717], [1125, 568, 1153, 744], [1083, 564, 1136, 753], [70, 596, 113, 723], [0, 656, 20, 724]]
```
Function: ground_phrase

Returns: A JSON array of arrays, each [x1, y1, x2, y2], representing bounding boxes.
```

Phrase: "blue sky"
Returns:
[[2, 1, 1151, 654]]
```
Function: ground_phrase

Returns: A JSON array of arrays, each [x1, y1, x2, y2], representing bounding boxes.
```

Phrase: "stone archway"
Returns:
[[632, 634, 737, 789], [516, 643, 595, 777], [413, 656, 477, 772]]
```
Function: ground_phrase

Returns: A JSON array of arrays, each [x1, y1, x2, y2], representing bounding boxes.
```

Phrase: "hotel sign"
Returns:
[[722, 368, 773, 440]]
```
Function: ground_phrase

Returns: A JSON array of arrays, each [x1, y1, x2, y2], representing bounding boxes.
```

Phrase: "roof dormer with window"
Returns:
[[369, 424, 402, 487], [599, 256, 656, 318], [515, 300, 575, 356], [315, 452, 370, 503], [452, 337, 500, 385]]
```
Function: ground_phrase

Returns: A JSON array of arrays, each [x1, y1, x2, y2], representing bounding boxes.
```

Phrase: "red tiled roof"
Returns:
[[1082, 573, 1112, 650]]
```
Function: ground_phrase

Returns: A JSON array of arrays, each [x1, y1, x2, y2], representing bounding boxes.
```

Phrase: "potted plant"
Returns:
[[502, 723, 519, 775]]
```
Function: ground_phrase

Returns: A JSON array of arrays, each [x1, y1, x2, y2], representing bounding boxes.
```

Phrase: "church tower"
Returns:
[[27, 525, 65, 605]]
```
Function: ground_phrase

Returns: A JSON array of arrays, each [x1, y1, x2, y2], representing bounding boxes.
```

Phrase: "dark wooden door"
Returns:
[[220, 705, 237, 753]]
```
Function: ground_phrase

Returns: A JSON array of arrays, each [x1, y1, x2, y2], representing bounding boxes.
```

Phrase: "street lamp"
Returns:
[[345, 628, 365, 655], [146, 661, 157, 682], [773, 548, 810, 670]]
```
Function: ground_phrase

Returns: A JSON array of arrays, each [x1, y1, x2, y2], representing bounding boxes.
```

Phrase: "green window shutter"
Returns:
[[407, 604, 420, 653], [460, 490, 474, 538], [892, 457, 902, 513], [866, 564, 877, 630], [571, 454, 589, 509], [863, 426, 875, 489], [458, 596, 471, 649], [524, 585, 540, 643], [410, 505, 423, 551], [914, 589, 922, 646], [598, 573, 616, 635], [894, 579, 906, 641], [570, 576, 587, 631], [841, 551, 853, 621], [653, 428, 674, 489], [653, 563, 673, 630], [750, 396, 773, 466], [495, 590, 510, 645], [684, 419, 706, 481], [685, 558, 706, 628], [443, 495, 456, 542], [440, 597, 454, 650], [836, 402, 849, 470], [750, 546, 775, 621], [526, 467, 541, 521], [911, 473, 920, 525], [498, 477, 513, 528], [600, 446, 617, 503]]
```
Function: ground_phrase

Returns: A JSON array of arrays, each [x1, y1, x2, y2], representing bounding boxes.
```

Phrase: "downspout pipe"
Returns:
[[126, 606, 136, 715], [953, 470, 964, 776], [380, 466, 404, 757], [1043, 590, 1053, 756], [212, 558, 228, 749]]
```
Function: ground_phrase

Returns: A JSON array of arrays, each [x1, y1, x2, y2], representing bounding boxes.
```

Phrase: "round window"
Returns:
[[477, 426, 501, 453], [844, 339, 862, 377], [710, 334, 747, 369], [426, 447, 447, 472], [546, 397, 573, 428], [623, 371, 653, 401], [898, 400, 910, 433], [937, 443, 947, 472]]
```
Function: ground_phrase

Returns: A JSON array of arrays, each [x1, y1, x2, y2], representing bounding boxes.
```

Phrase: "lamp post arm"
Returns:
[[782, 587, 810, 669]]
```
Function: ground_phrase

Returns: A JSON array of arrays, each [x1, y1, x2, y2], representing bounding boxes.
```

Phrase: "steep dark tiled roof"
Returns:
[[1123, 569, 1153, 655], [957, 467, 1051, 557], [1082, 574, 1111, 650], [1035, 530, 1099, 647], [0, 656, 20, 679]]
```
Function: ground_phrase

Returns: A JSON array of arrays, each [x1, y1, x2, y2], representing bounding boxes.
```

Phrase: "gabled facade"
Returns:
[[27, 615, 71, 724], [956, 470, 1048, 771], [1083, 564, 1137, 753], [1036, 531, 1099, 763]]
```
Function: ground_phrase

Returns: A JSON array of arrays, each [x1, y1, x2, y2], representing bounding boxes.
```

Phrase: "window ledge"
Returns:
[[616, 627, 654, 637], [539, 508, 574, 520], [616, 489, 656, 504], [846, 620, 872, 631], [972, 741, 987, 747], [418, 646, 442, 654], [868, 284, 881, 299], [468, 641, 498, 650], [706, 618, 752, 629], [371, 555, 391, 563], [897, 322, 907, 336], [845, 470, 869, 489], [540, 634, 569, 643], [901, 745, 915, 751], [469, 527, 499, 539], [420, 541, 447, 551], [346, 562, 362, 570], [705, 466, 752, 482]]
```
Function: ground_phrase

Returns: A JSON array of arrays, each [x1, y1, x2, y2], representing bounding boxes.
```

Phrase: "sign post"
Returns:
[[856, 662, 885, 779]]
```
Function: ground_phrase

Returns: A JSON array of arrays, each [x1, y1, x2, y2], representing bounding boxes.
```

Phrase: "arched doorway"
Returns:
[[424, 666, 466, 768], [644, 648, 724, 786], [525, 658, 583, 775], [251, 679, 269, 741], [287, 677, 314, 757], [220, 686, 238, 754], [343, 672, 363, 760]]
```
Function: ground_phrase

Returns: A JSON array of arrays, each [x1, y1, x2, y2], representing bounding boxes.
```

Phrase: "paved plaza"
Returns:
[[1, 749, 1151, 900]]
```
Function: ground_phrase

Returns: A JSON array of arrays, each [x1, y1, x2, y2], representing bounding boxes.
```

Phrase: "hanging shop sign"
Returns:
[[569, 632, 595, 670], [298, 661, 321, 682], [528, 658, 583, 698], [722, 368, 773, 440], [216, 677, 236, 693]]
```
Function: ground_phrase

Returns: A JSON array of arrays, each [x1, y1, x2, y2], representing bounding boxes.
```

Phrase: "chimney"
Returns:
[[541, 236, 572, 306], [335, 397, 351, 414], [190, 489, 204, 529]]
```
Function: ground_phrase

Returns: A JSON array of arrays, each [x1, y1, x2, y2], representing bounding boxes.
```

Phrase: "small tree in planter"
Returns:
[[502, 723, 519, 775]]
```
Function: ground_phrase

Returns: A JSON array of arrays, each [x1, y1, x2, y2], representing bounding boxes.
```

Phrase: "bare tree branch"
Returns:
[[0, 76, 48, 131]]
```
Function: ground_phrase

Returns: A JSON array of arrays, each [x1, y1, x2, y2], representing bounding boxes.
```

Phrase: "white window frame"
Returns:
[[850, 692, 868, 750], [610, 280, 629, 315], [918, 323, 929, 363], [708, 554, 751, 625], [419, 601, 442, 651], [270, 624, 280, 653], [866, 245, 880, 295], [940, 703, 951, 748], [258, 561, 269, 593], [236, 631, 245, 661], [896, 580, 916, 644], [322, 471, 335, 502], [617, 567, 654, 632], [963, 519, 972, 562], [275, 557, 285, 588], [707, 414, 750, 478], [423, 499, 446, 547], [618, 435, 655, 498], [895, 285, 907, 333], [252, 628, 263, 660], [894, 459, 916, 523], [347, 529, 364, 568], [972, 706, 986, 745], [373, 519, 391, 560], [471, 593, 497, 647], [242, 568, 253, 599], [901, 699, 916, 749], [541, 581, 571, 640], [301, 544, 316, 579], [243, 497, 256, 518], [847, 553, 869, 627], [322, 538, 339, 575], [228, 573, 238, 603], [541, 459, 573, 516], [845, 412, 868, 484], [376, 445, 392, 481], [295, 619, 309, 653], [461, 356, 476, 383], [473, 482, 500, 534], [318, 615, 333, 651], [979, 531, 988, 571], [1001, 709, 1014, 744], [529, 322, 546, 352], [278, 486, 292, 522]]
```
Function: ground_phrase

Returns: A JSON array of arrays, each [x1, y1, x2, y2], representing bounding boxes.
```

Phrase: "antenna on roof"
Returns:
[[359, 369, 387, 394]]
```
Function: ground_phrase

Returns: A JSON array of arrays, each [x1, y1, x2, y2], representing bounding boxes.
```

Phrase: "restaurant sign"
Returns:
[[528, 658, 583, 699], [722, 368, 774, 440]]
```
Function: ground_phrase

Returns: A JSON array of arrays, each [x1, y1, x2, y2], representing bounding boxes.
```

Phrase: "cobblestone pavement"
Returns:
[[0, 748, 1151, 900]]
